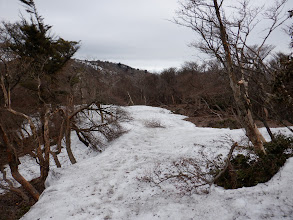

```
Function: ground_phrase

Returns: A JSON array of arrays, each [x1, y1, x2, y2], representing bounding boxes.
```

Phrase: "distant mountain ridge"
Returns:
[[74, 59, 149, 75]]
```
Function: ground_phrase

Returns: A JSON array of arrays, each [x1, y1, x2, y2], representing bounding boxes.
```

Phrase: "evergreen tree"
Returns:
[[5, 0, 79, 76]]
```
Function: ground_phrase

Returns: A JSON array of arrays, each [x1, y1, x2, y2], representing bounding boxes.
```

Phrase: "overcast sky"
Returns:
[[0, 0, 292, 72]]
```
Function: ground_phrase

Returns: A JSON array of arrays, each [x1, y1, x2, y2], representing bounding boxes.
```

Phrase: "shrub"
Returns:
[[215, 134, 293, 189], [138, 157, 213, 195], [143, 119, 165, 128]]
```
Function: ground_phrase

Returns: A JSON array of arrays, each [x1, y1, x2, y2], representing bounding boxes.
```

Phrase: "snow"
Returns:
[[76, 59, 103, 71], [0, 131, 100, 192], [3, 105, 293, 219]]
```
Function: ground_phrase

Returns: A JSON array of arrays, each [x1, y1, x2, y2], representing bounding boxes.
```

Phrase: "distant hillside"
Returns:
[[62, 59, 232, 109], [64, 59, 156, 105], [75, 59, 149, 75], [7, 57, 288, 129]]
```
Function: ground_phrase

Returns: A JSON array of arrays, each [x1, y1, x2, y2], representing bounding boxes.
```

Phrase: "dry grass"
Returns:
[[143, 119, 165, 128]]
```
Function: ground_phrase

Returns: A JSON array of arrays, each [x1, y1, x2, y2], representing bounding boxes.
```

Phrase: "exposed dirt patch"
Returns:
[[164, 104, 292, 129], [0, 178, 45, 220]]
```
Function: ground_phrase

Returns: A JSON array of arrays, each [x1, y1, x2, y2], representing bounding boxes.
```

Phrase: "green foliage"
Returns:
[[6, 21, 79, 75], [215, 134, 293, 189], [1, 0, 80, 104], [3, 0, 79, 76], [11, 21, 51, 58], [47, 38, 79, 74]]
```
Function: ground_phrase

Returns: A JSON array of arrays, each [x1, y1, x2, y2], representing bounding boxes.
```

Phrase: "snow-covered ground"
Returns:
[[6, 106, 293, 219]]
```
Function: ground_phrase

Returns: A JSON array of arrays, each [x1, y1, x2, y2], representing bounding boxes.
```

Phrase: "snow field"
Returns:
[[12, 106, 293, 219]]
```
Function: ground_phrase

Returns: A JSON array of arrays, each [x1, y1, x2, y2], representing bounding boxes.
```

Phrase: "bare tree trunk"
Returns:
[[98, 104, 104, 123], [65, 96, 77, 164], [257, 108, 275, 141], [127, 91, 135, 106], [50, 117, 65, 168], [240, 109, 266, 153], [10, 164, 40, 201], [1, 67, 42, 199], [41, 106, 51, 180], [261, 118, 275, 141], [213, 0, 266, 154], [50, 151, 61, 168], [0, 167, 29, 202], [0, 75, 10, 107], [75, 130, 90, 147], [171, 95, 176, 105], [4, 107, 49, 176], [0, 125, 40, 201], [65, 116, 76, 164]]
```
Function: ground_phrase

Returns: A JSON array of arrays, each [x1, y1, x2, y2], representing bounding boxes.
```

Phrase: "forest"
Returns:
[[0, 0, 293, 219]]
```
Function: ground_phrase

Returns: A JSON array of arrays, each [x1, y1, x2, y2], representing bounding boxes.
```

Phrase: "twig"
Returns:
[[212, 142, 238, 183]]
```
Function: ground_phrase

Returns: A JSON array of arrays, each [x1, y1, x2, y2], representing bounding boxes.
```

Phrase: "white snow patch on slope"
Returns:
[[18, 105, 293, 220]]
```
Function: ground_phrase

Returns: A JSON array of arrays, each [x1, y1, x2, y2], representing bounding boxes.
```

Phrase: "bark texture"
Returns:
[[213, 0, 266, 154]]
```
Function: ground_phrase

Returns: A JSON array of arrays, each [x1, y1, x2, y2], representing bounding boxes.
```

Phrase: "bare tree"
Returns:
[[175, 0, 289, 154], [0, 0, 79, 200], [0, 122, 40, 201]]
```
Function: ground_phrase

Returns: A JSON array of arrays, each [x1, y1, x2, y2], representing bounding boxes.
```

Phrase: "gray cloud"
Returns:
[[0, 0, 292, 71]]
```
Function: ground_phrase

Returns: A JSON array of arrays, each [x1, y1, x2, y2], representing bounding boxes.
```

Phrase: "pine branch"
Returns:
[[19, 0, 34, 7]]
